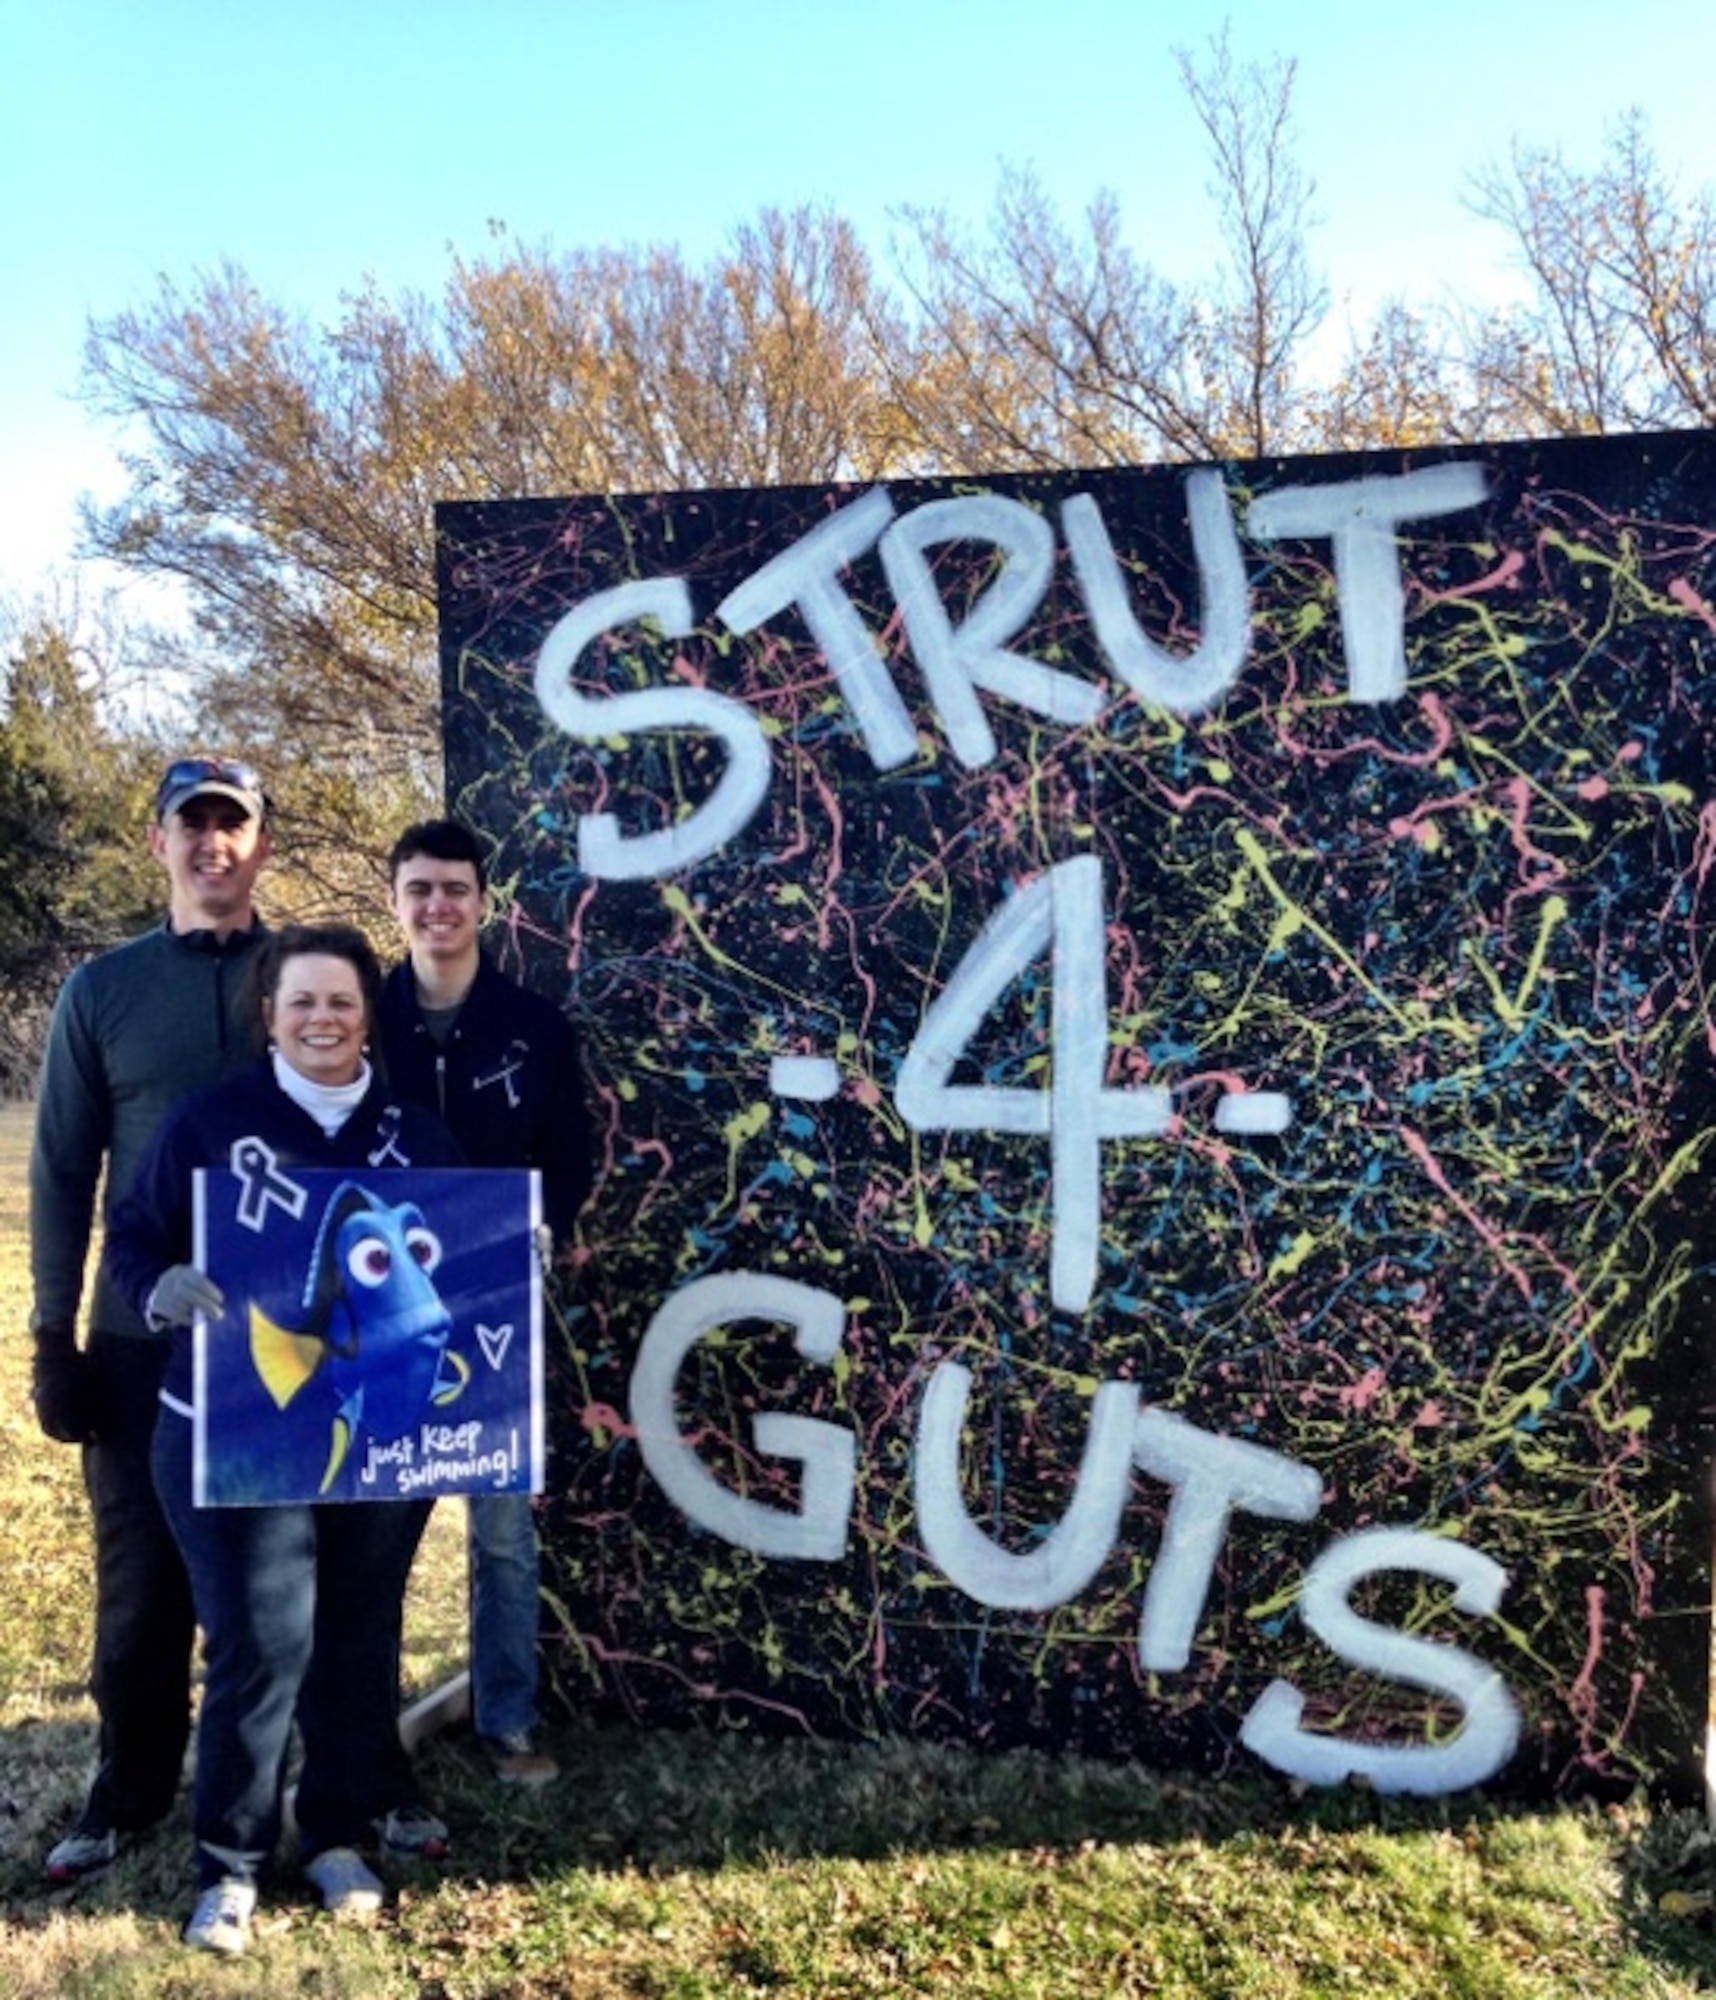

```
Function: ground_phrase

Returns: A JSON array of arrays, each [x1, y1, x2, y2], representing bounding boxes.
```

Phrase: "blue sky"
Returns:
[[3, 0, 1715, 612]]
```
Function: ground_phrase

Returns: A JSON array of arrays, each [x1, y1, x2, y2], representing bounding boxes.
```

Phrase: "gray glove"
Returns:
[[146, 1265, 226, 1328]]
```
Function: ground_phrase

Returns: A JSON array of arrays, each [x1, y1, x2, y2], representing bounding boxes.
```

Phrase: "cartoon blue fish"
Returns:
[[249, 1179, 470, 1493]]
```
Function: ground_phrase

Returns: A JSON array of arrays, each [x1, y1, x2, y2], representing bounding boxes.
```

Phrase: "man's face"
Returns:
[[390, 854, 485, 968], [148, 795, 270, 931]]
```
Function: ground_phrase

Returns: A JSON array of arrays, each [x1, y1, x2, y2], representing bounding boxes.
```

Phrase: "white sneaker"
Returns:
[[183, 1877, 256, 1955], [305, 1845, 384, 1918]]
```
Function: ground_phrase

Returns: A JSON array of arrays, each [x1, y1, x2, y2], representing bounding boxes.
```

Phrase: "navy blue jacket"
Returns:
[[377, 955, 592, 1243], [105, 1058, 466, 1404]]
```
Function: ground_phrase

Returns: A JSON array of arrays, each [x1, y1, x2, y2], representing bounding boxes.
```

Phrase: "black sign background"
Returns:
[[439, 432, 1716, 1798]]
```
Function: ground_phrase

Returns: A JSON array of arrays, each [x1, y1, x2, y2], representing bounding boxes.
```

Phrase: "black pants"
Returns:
[[77, 1331, 196, 1832]]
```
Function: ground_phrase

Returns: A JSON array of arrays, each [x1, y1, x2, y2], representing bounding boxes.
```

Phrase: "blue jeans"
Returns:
[[468, 1492, 541, 1739], [152, 1405, 431, 1886]]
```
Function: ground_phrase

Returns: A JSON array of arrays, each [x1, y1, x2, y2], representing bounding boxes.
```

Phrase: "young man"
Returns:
[[29, 756, 273, 1879], [379, 818, 592, 1786]]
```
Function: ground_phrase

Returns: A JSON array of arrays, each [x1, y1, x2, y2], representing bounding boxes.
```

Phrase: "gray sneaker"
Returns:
[[374, 1803, 450, 1861], [183, 1877, 256, 1955], [44, 1825, 119, 1882], [305, 1845, 384, 1918]]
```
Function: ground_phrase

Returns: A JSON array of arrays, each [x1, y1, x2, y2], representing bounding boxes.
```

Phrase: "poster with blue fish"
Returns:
[[191, 1166, 542, 1507]]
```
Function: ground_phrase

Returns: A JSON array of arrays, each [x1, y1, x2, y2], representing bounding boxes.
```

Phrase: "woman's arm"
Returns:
[[103, 1113, 200, 1324]]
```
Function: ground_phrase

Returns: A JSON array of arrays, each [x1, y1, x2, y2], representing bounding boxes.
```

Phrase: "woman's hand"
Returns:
[[146, 1266, 227, 1328]]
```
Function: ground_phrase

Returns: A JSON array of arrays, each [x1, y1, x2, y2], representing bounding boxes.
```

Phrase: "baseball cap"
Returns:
[[154, 756, 269, 824]]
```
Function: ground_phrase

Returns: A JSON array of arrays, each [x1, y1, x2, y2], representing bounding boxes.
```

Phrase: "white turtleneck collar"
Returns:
[[271, 1048, 373, 1137]]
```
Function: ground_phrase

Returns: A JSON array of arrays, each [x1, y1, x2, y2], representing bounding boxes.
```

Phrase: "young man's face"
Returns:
[[389, 854, 486, 968], [148, 795, 271, 933]]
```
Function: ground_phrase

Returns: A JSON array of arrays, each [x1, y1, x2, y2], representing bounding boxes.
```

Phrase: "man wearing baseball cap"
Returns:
[[28, 754, 273, 1879]]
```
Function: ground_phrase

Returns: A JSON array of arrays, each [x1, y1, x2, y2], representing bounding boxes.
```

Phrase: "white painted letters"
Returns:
[[1239, 1525, 1522, 1794], [534, 577, 772, 879], [1131, 1409, 1324, 1673], [550, 457, 1520, 1798], [715, 486, 914, 769], [625, 1300, 1518, 1797], [628, 1273, 856, 1559], [1064, 468, 1250, 717], [915, 1360, 1141, 1608], [1246, 464, 1489, 702], [878, 493, 1106, 766], [895, 856, 1175, 1315], [535, 468, 1494, 872]]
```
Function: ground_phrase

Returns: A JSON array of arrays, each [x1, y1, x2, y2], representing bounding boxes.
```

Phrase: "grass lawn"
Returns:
[[3, 1095, 1716, 1996]]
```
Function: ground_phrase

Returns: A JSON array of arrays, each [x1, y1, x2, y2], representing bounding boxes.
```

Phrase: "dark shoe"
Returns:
[[483, 1729, 559, 1788], [374, 1803, 450, 1861]]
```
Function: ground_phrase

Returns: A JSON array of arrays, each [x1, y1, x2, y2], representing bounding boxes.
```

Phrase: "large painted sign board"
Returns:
[[438, 433, 1716, 1798]]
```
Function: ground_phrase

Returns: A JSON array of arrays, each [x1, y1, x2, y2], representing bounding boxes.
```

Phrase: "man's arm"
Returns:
[[535, 1014, 595, 1247], [29, 967, 110, 1326], [26, 967, 108, 1439]]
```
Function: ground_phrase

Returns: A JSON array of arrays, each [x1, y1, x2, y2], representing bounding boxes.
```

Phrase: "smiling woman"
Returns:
[[96, 922, 468, 1954], [264, 952, 373, 1088]]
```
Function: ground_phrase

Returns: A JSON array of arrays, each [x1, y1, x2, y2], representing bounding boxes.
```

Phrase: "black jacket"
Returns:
[[377, 954, 592, 1242], [104, 1057, 467, 1405]]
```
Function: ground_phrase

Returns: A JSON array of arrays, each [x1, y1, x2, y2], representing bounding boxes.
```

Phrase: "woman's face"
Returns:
[[264, 952, 369, 1087]]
